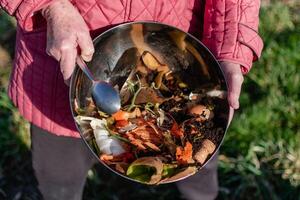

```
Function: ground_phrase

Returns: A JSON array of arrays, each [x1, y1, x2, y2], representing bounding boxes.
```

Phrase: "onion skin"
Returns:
[[159, 166, 197, 184], [126, 157, 163, 184]]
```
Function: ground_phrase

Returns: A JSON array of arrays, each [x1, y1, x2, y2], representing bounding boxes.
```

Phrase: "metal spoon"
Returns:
[[76, 56, 121, 114]]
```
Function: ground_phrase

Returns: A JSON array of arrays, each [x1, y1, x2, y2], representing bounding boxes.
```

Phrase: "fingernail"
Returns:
[[81, 54, 92, 62]]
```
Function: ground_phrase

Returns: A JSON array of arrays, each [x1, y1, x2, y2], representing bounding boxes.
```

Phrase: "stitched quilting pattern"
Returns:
[[76, 0, 195, 33], [6, 0, 263, 136], [0, 0, 23, 15], [202, 0, 263, 73]]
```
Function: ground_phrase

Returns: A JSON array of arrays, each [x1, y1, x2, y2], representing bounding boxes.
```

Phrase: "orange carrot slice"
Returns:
[[176, 142, 194, 165], [171, 122, 184, 138], [115, 120, 129, 128], [112, 110, 130, 121]]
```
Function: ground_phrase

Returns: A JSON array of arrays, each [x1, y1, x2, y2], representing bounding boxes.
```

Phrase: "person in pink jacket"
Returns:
[[1, 0, 263, 199]]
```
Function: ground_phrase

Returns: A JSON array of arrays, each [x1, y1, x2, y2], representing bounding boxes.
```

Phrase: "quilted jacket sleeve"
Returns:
[[0, 0, 53, 31], [0, 0, 22, 15], [202, 0, 263, 74]]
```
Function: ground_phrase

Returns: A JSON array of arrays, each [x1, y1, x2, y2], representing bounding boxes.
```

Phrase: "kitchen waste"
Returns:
[[74, 51, 226, 184]]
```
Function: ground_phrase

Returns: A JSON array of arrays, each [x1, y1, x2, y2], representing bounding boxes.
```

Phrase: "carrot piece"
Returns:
[[100, 154, 114, 161], [112, 110, 130, 121], [171, 122, 184, 138], [115, 120, 129, 128], [100, 152, 134, 163], [144, 142, 161, 152], [176, 142, 194, 165], [112, 108, 141, 121]]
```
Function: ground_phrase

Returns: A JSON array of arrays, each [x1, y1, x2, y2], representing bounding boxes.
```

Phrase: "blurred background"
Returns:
[[0, 0, 299, 199]]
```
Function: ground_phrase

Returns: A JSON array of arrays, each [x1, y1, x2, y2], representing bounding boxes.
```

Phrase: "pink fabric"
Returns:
[[0, 0, 22, 15], [1, 0, 263, 137], [202, 0, 263, 73]]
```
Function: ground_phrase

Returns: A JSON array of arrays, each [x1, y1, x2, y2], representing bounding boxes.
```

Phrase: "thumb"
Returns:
[[227, 73, 243, 109], [228, 107, 234, 126]]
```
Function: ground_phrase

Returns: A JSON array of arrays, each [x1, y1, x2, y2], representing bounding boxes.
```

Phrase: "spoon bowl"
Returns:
[[76, 56, 121, 115], [91, 81, 121, 114]]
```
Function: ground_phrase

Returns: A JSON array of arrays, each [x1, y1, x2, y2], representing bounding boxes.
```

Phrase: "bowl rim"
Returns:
[[69, 21, 230, 184]]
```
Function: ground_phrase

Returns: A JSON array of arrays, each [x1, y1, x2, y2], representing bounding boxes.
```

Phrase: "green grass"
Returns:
[[0, 1, 300, 199], [218, 1, 300, 199]]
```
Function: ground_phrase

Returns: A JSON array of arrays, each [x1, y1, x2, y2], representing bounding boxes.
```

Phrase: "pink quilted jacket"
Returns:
[[1, 0, 263, 138]]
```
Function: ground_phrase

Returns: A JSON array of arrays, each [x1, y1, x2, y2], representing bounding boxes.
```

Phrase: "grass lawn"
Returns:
[[0, 1, 299, 199]]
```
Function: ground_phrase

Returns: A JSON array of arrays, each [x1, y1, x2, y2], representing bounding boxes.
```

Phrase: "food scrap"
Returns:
[[75, 51, 226, 184]]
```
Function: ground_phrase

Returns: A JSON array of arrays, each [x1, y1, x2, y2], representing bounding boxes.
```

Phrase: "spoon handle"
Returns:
[[76, 56, 95, 82]]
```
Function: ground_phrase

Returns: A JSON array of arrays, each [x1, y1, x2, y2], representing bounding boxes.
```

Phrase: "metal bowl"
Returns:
[[69, 22, 230, 184]]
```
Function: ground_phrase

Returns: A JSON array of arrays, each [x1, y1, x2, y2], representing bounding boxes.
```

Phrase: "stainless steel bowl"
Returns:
[[69, 22, 230, 184]]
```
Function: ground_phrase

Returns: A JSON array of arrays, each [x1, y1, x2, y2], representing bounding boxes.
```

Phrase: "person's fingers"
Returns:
[[46, 47, 61, 61], [227, 73, 244, 109], [77, 31, 94, 62], [60, 47, 77, 80]]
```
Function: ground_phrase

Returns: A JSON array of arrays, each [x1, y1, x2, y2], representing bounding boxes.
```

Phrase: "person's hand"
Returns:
[[41, 0, 94, 82], [219, 61, 244, 123]]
